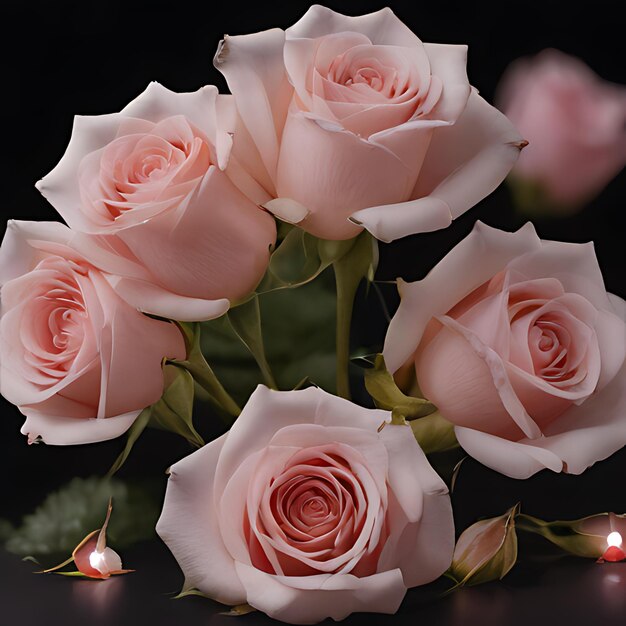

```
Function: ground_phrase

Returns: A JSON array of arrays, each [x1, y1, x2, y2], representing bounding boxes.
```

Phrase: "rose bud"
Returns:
[[157, 385, 454, 624], [383, 221, 626, 479], [36, 82, 276, 322], [0, 220, 185, 445], [41, 499, 133, 578], [215, 5, 524, 242], [450, 504, 519, 586], [498, 49, 626, 215]]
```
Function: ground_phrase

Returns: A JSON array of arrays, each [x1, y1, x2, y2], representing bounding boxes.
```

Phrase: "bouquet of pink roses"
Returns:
[[2, 6, 625, 624]]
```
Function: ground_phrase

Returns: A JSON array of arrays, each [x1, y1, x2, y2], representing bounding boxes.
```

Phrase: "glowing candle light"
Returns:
[[599, 531, 626, 563]]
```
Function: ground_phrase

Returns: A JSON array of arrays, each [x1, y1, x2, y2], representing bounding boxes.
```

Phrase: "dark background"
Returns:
[[2, 1, 625, 624]]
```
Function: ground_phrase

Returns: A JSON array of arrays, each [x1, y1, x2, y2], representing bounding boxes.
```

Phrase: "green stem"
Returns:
[[228, 296, 278, 390], [334, 263, 357, 400], [183, 358, 241, 420], [332, 232, 375, 400]]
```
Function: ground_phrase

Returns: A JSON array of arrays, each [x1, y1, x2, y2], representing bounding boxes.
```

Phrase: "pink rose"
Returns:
[[36, 82, 277, 322], [215, 5, 525, 242], [498, 49, 626, 211], [157, 385, 453, 624], [0, 220, 185, 445], [384, 222, 626, 479]]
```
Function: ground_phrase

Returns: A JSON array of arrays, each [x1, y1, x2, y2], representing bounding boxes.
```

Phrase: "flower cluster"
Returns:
[[2, 5, 625, 625]]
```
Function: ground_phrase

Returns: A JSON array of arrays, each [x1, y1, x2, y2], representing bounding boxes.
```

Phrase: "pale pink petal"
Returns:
[[507, 240, 614, 310], [423, 43, 470, 123], [115, 167, 276, 303], [350, 195, 452, 243], [379, 425, 425, 522], [383, 221, 541, 374], [19, 408, 140, 446], [92, 272, 185, 418], [276, 108, 421, 240], [214, 28, 292, 184], [415, 321, 530, 440], [454, 427, 564, 479], [0, 220, 73, 285], [213, 386, 322, 496], [286, 5, 422, 48], [354, 90, 524, 242], [105, 276, 229, 322], [156, 434, 247, 605], [532, 299, 626, 475], [121, 82, 224, 149], [235, 562, 406, 625], [36, 114, 124, 232], [436, 315, 542, 439]]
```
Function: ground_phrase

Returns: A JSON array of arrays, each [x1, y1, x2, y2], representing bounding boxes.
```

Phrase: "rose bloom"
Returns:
[[215, 5, 524, 242], [0, 221, 185, 445], [36, 82, 276, 322], [384, 222, 626, 479], [498, 49, 626, 212], [157, 385, 454, 624]]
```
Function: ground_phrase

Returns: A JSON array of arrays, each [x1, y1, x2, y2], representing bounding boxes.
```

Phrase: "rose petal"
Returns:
[[214, 28, 292, 185], [351, 90, 524, 241], [455, 426, 564, 479], [383, 221, 541, 374], [235, 562, 406, 625], [19, 408, 140, 446], [156, 434, 247, 605]]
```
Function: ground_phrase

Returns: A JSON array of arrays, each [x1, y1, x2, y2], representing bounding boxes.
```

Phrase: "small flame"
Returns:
[[89, 550, 106, 570], [607, 531, 623, 548]]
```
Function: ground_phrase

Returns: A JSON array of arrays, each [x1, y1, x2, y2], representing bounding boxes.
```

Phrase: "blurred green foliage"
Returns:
[[4, 476, 160, 556]]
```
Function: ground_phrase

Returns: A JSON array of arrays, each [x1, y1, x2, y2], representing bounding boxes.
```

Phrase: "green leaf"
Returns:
[[170, 322, 241, 420], [221, 603, 257, 616], [450, 503, 520, 587], [173, 588, 212, 600], [148, 365, 204, 448], [202, 275, 338, 404], [364, 354, 439, 419], [227, 295, 277, 389], [5, 477, 160, 557], [410, 412, 459, 455], [108, 407, 152, 476], [257, 227, 329, 292]]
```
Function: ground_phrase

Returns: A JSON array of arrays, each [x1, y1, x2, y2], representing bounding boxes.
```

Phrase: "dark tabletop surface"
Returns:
[[1, 539, 625, 626]]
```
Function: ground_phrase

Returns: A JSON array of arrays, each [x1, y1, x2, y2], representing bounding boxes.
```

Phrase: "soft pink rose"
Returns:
[[384, 222, 626, 479], [498, 49, 626, 211], [0, 220, 185, 445], [157, 385, 454, 624], [36, 82, 277, 321], [215, 5, 525, 242]]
